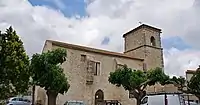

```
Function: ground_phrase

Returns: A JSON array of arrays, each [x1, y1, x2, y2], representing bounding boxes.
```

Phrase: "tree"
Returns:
[[171, 76, 186, 91], [170, 69, 200, 102], [108, 65, 170, 105], [30, 48, 70, 105], [0, 27, 30, 100], [187, 69, 200, 101]]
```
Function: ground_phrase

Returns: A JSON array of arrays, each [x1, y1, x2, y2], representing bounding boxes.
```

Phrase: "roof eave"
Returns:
[[47, 40, 144, 61], [123, 24, 162, 38]]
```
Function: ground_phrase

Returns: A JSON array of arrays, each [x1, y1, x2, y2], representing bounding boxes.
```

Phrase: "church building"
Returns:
[[35, 24, 164, 105]]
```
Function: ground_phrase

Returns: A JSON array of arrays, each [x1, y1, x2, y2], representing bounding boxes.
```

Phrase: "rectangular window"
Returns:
[[81, 55, 86, 62], [94, 62, 100, 75]]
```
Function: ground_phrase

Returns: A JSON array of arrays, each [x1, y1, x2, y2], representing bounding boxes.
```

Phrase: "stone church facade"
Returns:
[[35, 24, 164, 105]]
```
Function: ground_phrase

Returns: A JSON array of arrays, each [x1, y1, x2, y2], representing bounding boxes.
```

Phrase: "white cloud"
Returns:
[[0, 0, 200, 76], [164, 48, 200, 76]]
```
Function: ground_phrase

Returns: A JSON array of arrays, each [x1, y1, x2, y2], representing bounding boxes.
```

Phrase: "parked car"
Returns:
[[140, 92, 186, 105], [64, 100, 85, 105], [6, 97, 31, 105], [185, 101, 199, 105]]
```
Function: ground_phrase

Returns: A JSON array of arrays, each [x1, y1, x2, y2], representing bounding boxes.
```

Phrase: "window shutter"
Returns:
[[96, 62, 100, 75]]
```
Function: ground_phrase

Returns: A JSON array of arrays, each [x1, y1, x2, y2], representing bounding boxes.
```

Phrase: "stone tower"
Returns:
[[123, 24, 164, 71]]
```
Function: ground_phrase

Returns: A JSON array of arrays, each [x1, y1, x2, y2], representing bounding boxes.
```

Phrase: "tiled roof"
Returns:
[[46, 40, 144, 61]]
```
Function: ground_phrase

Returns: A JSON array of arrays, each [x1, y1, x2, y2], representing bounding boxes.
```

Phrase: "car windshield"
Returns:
[[11, 98, 18, 101]]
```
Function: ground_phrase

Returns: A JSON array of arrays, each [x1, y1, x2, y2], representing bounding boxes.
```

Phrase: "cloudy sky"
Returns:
[[0, 0, 200, 76]]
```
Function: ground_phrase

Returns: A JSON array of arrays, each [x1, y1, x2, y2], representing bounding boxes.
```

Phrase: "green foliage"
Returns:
[[0, 27, 30, 100], [108, 65, 170, 105], [171, 76, 186, 89], [109, 65, 170, 91], [109, 65, 147, 90], [170, 71, 200, 100], [147, 67, 171, 85], [130, 70, 147, 89], [30, 48, 70, 94], [187, 70, 200, 100]]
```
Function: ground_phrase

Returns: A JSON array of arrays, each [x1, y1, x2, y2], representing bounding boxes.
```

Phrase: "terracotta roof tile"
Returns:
[[46, 40, 144, 61]]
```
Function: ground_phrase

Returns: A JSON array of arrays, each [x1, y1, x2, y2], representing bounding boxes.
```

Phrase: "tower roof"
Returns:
[[123, 24, 162, 38]]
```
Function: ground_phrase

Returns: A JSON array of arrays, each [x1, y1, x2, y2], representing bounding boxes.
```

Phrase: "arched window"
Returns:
[[150, 36, 156, 46]]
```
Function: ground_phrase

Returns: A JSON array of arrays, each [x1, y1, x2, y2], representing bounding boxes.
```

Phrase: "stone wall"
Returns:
[[143, 28, 164, 69], [36, 42, 144, 105], [35, 24, 165, 105], [144, 46, 163, 70], [124, 27, 164, 70], [124, 28, 145, 52]]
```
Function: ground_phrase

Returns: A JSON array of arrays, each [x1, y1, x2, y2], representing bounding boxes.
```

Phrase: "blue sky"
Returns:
[[162, 37, 191, 50], [1, 0, 200, 76], [28, 0, 191, 51], [29, 0, 87, 17]]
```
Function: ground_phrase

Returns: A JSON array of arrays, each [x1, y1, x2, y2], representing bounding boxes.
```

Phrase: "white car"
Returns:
[[6, 97, 31, 105], [141, 92, 186, 105]]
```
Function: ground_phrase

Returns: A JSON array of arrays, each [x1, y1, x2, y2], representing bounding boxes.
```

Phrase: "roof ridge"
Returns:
[[46, 40, 144, 61]]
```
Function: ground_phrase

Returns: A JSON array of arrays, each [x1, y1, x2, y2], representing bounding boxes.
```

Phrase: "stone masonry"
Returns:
[[35, 24, 165, 105]]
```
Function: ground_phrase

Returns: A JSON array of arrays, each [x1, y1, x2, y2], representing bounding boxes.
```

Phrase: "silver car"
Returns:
[[6, 97, 31, 105], [185, 101, 199, 105], [64, 100, 85, 105]]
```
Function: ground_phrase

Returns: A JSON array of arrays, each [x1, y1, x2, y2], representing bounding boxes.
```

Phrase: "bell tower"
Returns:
[[123, 24, 164, 71]]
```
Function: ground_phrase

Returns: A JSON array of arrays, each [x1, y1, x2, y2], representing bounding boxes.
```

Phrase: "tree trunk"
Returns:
[[137, 90, 146, 105], [131, 90, 146, 105], [32, 85, 35, 105], [46, 90, 58, 105], [136, 98, 141, 105], [197, 96, 200, 104]]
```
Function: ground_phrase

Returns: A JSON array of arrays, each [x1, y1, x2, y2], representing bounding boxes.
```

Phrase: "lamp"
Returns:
[[96, 95, 99, 98]]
